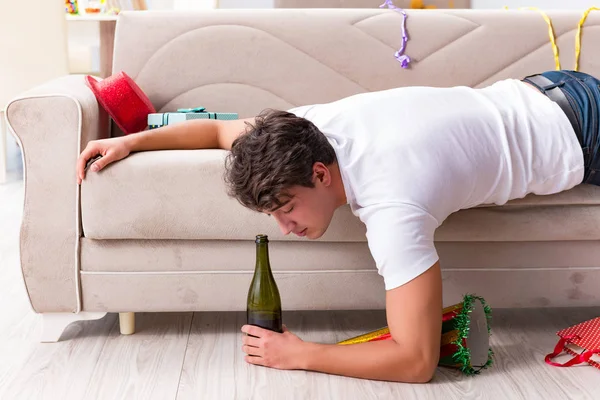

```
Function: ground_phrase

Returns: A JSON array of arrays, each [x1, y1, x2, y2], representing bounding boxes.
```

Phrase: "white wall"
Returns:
[[472, 0, 599, 9], [67, 22, 100, 73], [1, 0, 68, 177], [0, 0, 68, 107]]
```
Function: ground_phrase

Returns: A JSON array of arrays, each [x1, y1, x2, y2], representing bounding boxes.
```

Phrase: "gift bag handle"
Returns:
[[545, 335, 600, 367]]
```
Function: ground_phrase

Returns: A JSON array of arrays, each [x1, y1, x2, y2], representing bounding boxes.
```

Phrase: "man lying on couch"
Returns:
[[76, 70, 600, 383]]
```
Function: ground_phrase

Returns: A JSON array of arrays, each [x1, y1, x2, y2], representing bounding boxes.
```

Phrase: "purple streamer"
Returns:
[[379, 0, 411, 68]]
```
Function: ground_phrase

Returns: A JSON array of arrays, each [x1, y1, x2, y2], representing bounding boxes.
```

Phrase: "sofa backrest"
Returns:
[[112, 8, 600, 123]]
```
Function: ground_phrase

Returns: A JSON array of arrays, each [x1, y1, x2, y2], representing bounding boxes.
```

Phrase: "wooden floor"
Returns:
[[1, 178, 599, 400]]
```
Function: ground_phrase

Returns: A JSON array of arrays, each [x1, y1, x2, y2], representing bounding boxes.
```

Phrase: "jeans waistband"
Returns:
[[522, 70, 600, 185], [522, 74, 584, 149]]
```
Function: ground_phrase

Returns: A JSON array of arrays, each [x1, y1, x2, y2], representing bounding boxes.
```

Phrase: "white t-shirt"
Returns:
[[288, 79, 584, 290]]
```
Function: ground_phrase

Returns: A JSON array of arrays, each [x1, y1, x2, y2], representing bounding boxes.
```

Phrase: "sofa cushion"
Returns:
[[80, 150, 600, 242], [81, 150, 366, 241]]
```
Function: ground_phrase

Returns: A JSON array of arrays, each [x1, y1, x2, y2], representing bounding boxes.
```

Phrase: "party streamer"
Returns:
[[380, 0, 411, 68], [515, 7, 561, 70], [575, 7, 600, 71]]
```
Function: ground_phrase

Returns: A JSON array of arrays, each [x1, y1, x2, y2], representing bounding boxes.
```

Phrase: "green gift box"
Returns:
[[148, 107, 238, 129]]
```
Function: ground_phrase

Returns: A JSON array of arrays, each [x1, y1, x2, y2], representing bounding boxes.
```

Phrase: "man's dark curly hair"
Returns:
[[224, 109, 337, 212]]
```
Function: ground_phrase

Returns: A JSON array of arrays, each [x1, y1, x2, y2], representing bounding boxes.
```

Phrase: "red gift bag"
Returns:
[[545, 317, 600, 370]]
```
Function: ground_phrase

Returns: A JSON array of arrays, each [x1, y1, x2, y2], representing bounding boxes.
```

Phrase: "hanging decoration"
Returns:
[[379, 0, 412, 68], [506, 6, 600, 72], [574, 7, 600, 71]]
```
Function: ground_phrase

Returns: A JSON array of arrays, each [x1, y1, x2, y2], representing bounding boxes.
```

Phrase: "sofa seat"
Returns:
[[81, 149, 600, 243]]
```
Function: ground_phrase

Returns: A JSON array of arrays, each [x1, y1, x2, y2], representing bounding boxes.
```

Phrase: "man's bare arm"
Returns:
[[299, 262, 443, 382], [76, 118, 253, 183], [126, 118, 253, 152]]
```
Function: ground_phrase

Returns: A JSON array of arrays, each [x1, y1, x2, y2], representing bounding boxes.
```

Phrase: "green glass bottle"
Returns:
[[247, 234, 283, 334]]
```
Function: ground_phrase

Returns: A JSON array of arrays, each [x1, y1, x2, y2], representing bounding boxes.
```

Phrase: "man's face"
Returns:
[[267, 183, 337, 240]]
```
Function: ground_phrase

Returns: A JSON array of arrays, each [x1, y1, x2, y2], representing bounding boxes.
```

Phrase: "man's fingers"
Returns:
[[242, 345, 263, 357], [89, 154, 109, 172], [242, 334, 261, 347], [242, 325, 267, 338], [245, 355, 266, 366], [76, 148, 98, 183]]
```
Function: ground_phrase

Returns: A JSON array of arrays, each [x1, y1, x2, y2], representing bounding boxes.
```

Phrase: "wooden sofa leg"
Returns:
[[119, 312, 135, 335], [41, 312, 107, 343]]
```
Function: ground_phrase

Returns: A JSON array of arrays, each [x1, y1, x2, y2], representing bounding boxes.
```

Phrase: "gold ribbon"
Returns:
[[516, 7, 561, 70], [575, 7, 600, 71], [441, 330, 460, 346], [505, 6, 600, 71]]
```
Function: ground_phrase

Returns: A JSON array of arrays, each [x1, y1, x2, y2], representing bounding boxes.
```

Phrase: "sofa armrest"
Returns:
[[6, 75, 107, 313]]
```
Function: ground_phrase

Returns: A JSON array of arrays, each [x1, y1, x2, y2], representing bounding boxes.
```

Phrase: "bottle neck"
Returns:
[[255, 242, 271, 274]]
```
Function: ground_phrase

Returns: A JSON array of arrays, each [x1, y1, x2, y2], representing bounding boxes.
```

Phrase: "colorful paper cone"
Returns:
[[338, 294, 494, 376]]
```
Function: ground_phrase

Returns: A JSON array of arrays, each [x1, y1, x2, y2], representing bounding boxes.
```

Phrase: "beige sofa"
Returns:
[[7, 8, 600, 342]]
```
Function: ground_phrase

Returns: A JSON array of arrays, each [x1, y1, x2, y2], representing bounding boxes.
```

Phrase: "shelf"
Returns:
[[66, 14, 119, 22]]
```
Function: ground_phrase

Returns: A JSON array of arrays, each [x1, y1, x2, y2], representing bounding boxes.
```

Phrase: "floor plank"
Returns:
[[0, 315, 117, 400], [82, 312, 193, 400]]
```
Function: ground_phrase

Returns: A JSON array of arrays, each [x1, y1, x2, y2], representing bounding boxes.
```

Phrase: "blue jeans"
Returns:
[[524, 70, 600, 185]]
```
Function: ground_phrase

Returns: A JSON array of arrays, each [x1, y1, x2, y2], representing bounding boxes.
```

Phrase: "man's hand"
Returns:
[[76, 137, 132, 184], [241, 324, 309, 370], [239, 262, 443, 383]]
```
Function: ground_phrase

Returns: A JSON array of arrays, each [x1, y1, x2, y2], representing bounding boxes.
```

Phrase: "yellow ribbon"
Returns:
[[441, 330, 460, 346], [515, 7, 561, 70], [575, 7, 600, 71]]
